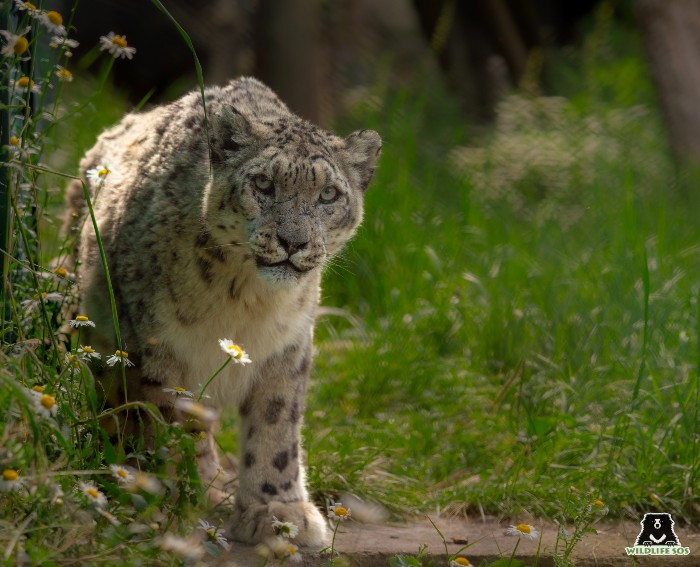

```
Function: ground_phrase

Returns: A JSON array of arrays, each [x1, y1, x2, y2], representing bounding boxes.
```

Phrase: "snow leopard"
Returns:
[[64, 77, 381, 546]]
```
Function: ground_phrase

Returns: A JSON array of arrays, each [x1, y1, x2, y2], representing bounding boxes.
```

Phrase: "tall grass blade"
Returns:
[[632, 248, 650, 401], [79, 180, 127, 401], [148, 0, 212, 166], [0, 4, 11, 334]]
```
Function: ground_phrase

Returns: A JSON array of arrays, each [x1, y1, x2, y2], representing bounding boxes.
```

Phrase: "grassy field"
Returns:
[[299, 14, 700, 524], [1, 4, 699, 565]]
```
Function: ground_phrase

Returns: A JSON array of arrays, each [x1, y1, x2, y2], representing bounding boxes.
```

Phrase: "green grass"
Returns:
[[2, 3, 699, 565], [302, 19, 700, 523]]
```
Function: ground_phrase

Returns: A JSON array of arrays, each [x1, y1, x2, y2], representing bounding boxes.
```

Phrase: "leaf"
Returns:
[[99, 428, 117, 465]]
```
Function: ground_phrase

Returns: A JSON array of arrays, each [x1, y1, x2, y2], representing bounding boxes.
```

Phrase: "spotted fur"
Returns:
[[65, 77, 381, 546]]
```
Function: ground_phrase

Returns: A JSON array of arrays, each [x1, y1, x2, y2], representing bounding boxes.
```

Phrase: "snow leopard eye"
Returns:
[[253, 174, 273, 193], [319, 185, 339, 204]]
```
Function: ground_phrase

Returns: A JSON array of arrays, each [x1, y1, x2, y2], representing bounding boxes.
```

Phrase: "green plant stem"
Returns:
[[198, 357, 232, 401], [147, 0, 211, 166], [328, 520, 341, 565], [0, 3, 11, 342], [79, 180, 127, 401], [72, 401, 166, 428]]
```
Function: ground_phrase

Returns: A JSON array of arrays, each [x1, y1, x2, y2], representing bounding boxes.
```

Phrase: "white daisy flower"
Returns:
[[198, 519, 230, 550], [34, 393, 57, 418], [7, 135, 21, 150], [69, 315, 95, 328], [218, 339, 252, 364], [14, 76, 40, 93], [40, 266, 75, 281], [272, 516, 299, 539], [64, 353, 83, 375], [39, 11, 66, 36], [159, 534, 205, 561], [505, 523, 539, 541], [328, 502, 351, 522], [5, 135, 37, 161], [55, 66, 73, 82], [86, 163, 114, 185], [109, 464, 135, 484], [174, 398, 218, 427], [77, 345, 101, 360], [13, 0, 41, 16], [79, 481, 107, 507], [268, 538, 302, 562], [99, 32, 136, 60], [21, 291, 63, 314], [163, 386, 194, 398], [106, 350, 134, 367], [49, 35, 78, 56], [0, 29, 29, 57], [0, 469, 24, 491], [124, 472, 163, 495]]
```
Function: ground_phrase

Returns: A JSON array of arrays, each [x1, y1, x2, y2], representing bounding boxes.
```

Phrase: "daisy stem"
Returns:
[[197, 358, 231, 401], [329, 520, 340, 562], [507, 537, 521, 565]]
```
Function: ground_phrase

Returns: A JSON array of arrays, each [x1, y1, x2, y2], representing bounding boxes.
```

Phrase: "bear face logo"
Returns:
[[634, 513, 681, 547]]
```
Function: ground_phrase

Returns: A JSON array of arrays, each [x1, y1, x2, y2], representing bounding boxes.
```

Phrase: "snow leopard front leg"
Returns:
[[230, 339, 328, 547]]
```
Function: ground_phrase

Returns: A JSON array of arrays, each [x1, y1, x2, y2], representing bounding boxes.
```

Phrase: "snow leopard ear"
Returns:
[[344, 129, 382, 191], [211, 106, 254, 162]]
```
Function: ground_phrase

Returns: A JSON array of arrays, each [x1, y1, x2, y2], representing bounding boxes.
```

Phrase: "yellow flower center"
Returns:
[[76, 315, 89, 321], [594, 499, 604, 507], [17, 76, 32, 88], [227, 344, 243, 358], [515, 523, 531, 534], [9, 136, 20, 146], [57, 68, 73, 80], [14, 36, 29, 56], [46, 11, 63, 26], [40, 394, 55, 410], [33, 292, 48, 300], [114, 350, 128, 358], [32, 385, 44, 393], [173, 387, 186, 392], [454, 558, 471, 566], [98, 168, 109, 177], [116, 469, 128, 479], [23, 2, 36, 10], [2, 469, 19, 482], [287, 544, 297, 556], [333, 506, 348, 517], [81, 346, 94, 353], [111, 36, 128, 49], [86, 487, 99, 499], [55, 267, 68, 277]]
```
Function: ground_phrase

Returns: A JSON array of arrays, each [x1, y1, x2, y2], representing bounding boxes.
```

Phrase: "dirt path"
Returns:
[[221, 517, 699, 566]]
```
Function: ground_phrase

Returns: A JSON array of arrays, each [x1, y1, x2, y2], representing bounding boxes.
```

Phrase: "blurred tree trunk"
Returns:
[[254, 0, 329, 125], [412, 0, 538, 122], [636, 0, 700, 164]]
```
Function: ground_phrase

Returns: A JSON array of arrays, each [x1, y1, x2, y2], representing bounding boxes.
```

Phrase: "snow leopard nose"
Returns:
[[278, 235, 308, 256]]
